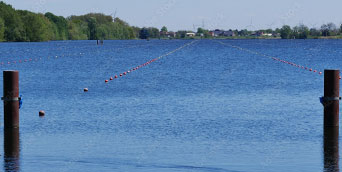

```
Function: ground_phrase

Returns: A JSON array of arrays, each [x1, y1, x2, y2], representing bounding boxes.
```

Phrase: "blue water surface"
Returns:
[[0, 39, 341, 172]]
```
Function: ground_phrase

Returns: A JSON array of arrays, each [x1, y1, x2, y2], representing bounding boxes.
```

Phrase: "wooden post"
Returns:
[[323, 70, 340, 127], [324, 127, 339, 171], [2, 71, 20, 128], [4, 128, 20, 171]]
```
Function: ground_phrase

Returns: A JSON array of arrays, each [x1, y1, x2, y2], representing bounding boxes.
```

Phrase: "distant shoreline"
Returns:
[[2, 36, 342, 43], [1, 1, 342, 43]]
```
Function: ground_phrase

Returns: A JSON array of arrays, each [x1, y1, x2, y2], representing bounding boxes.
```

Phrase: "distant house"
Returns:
[[272, 33, 280, 37], [210, 29, 235, 37], [251, 31, 263, 36], [262, 33, 273, 37], [208, 31, 215, 37], [160, 31, 176, 38], [223, 30, 235, 37], [186, 32, 196, 37], [213, 29, 223, 37]]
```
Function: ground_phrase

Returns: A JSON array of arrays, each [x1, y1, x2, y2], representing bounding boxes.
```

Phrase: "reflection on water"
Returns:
[[4, 128, 20, 172], [324, 127, 339, 172]]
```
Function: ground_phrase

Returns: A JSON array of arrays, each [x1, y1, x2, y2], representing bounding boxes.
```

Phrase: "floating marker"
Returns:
[[84, 88, 89, 92], [39, 110, 45, 117], [105, 80, 109, 83]]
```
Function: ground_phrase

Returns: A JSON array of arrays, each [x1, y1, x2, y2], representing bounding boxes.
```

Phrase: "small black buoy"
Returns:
[[39, 110, 45, 117], [84, 88, 89, 92]]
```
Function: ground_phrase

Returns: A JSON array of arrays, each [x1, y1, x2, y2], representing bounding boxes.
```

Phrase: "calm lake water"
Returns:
[[0, 39, 341, 172]]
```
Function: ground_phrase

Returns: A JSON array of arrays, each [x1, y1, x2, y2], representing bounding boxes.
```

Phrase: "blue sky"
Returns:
[[2, 0, 342, 31]]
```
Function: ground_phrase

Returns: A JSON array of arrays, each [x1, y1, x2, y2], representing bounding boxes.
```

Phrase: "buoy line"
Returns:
[[105, 40, 199, 83], [0, 42, 151, 67], [214, 40, 324, 76]]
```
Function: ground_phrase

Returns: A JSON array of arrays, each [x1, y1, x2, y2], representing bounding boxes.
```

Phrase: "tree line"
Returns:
[[279, 23, 342, 39], [1, 1, 342, 41], [192, 23, 342, 39], [0, 2, 163, 42]]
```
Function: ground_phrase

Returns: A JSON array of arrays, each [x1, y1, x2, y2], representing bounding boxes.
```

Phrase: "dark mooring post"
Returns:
[[321, 70, 340, 171], [4, 128, 20, 172], [2, 71, 20, 128], [324, 127, 339, 172], [323, 70, 340, 127]]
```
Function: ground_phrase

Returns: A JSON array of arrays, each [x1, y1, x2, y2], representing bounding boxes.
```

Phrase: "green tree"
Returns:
[[0, 17, 4, 41], [297, 24, 309, 39], [327, 22, 337, 36], [147, 27, 160, 38], [280, 25, 292, 39], [161, 26, 168, 32], [197, 27, 204, 35], [114, 17, 128, 26], [320, 23, 337, 37], [96, 24, 108, 40], [132, 26, 141, 38], [87, 17, 97, 40], [196, 27, 211, 38], [239, 29, 248, 36], [176, 30, 187, 38], [139, 28, 149, 39], [0, 2, 25, 41], [0, 1, 144, 41], [68, 20, 88, 40], [45, 12, 68, 40], [321, 24, 329, 36], [310, 28, 321, 37], [18, 10, 54, 41]]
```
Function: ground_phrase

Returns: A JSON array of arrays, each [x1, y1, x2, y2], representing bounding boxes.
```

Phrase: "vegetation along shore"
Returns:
[[0, 1, 342, 42]]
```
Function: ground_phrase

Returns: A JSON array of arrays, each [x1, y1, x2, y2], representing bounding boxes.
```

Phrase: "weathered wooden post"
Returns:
[[323, 127, 339, 171], [321, 70, 340, 127], [321, 69, 340, 171], [2, 71, 20, 128], [4, 128, 20, 171]]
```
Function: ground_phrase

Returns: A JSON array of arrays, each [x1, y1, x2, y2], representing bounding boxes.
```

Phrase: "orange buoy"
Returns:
[[110, 77, 113, 80], [124, 72, 127, 75], [127, 71, 130, 73], [313, 70, 317, 73], [319, 72, 322, 75], [115, 75, 118, 79], [105, 80, 109, 83], [120, 74, 123, 77], [309, 69, 312, 71], [339, 76, 341, 80], [84, 88, 89, 92]]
